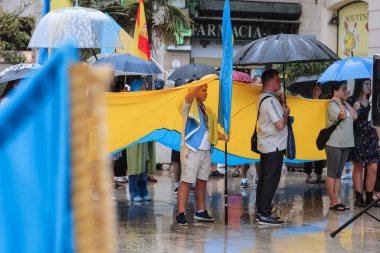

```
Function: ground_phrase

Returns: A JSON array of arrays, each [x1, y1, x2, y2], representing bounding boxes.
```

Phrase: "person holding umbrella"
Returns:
[[255, 69, 289, 225], [176, 84, 229, 226]]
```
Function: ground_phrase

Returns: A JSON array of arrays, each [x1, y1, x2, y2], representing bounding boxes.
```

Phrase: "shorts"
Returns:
[[325, 145, 349, 179], [180, 145, 211, 183]]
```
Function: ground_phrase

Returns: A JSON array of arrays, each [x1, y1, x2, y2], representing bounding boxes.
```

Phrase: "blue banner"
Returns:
[[218, 0, 233, 135], [0, 44, 78, 253]]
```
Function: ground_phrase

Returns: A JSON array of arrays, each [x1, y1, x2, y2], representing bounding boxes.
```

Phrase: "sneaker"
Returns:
[[256, 213, 281, 220], [210, 170, 224, 177], [194, 210, 214, 222], [131, 196, 143, 202], [240, 178, 248, 188], [142, 195, 151, 201], [173, 187, 178, 196], [176, 212, 188, 226], [258, 215, 284, 226]]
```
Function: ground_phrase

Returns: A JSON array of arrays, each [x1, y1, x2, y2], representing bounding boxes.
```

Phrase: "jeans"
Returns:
[[129, 173, 149, 199]]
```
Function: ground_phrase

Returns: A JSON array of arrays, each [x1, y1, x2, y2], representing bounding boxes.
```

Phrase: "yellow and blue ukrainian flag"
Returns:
[[218, 0, 233, 135]]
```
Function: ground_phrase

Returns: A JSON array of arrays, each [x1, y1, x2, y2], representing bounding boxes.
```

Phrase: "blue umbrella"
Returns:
[[92, 54, 161, 75], [0, 64, 41, 84], [318, 57, 372, 83]]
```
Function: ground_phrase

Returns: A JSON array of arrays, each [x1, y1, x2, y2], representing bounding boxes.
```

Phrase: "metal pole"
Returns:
[[283, 63, 286, 104], [224, 142, 228, 225]]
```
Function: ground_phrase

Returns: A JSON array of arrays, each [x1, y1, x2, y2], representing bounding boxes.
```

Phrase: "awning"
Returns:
[[198, 0, 302, 20]]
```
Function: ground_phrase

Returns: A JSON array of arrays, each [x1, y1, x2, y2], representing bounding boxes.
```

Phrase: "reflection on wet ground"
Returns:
[[115, 169, 380, 253]]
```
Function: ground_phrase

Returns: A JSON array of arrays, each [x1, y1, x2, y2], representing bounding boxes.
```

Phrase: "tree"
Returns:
[[0, 11, 35, 64], [77, 0, 191, 46], [281, 61, 333, 85]]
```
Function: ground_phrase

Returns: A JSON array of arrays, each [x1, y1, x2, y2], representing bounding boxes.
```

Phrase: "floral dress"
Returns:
[[349, 101, 380, 164]]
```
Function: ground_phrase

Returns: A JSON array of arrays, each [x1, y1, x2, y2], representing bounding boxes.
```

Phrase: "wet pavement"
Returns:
[[115, 167, 380, 253]]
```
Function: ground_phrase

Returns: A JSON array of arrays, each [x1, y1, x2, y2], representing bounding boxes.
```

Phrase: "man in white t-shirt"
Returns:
[[255, 69, 290, 225], [176, 84, 229, 226]]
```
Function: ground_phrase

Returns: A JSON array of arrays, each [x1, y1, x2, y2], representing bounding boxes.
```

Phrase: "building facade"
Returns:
[[2, 0, 379, 80], [156, 0, 379, 83]]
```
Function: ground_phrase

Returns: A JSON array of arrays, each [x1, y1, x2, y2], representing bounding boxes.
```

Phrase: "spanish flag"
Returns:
[[133, 0, 150, 60]]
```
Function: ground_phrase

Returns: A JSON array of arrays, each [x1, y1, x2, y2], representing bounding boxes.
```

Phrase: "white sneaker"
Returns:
[[240, 178, 248, 188]]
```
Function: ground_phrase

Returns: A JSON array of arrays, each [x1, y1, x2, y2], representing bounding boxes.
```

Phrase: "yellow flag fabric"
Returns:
[[51, 0, 71, 9], [92, 75, 329, 165], [115, 29, 136, 55], [133, 0, 150, 60]]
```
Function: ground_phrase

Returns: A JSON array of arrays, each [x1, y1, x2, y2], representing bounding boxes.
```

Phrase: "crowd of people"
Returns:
[[106, 70, 380, 227]]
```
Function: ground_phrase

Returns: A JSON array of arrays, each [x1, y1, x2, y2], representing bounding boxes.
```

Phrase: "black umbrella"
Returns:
[[233, 34, 340, 66], [233, 34, 339, 100], [0, 63, 41, 84], [288, 75, 319, 97], [288, 75, 334, 98], [168, 63, 218, 81]]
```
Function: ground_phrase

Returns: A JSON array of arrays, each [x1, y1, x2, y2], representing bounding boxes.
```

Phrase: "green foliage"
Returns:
[[0, 10, 35, 63], [77, 0, 192, 46], [281, 61, 333, 85]]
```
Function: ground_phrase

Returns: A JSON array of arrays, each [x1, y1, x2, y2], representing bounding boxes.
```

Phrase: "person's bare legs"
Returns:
[[326, 176, 338, 206], [177, 181, 192, 213], [334, 178, 341, 204], [365, 163, 377, 192], [353, 162, 364, 192], [195, 178, 207, 211]]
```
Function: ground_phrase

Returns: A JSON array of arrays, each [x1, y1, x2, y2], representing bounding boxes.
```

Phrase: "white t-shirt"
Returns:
[[256, 92, 288, 153]]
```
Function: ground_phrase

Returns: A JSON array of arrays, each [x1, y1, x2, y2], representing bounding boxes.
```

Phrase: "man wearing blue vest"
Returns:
[[176, 84, 229, 226]]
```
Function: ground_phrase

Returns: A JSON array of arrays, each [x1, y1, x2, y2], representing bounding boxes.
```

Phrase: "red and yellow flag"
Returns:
[[133, 0, 150, 60]]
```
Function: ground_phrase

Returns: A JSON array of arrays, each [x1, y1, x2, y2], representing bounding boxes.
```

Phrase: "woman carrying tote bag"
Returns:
[[325, 81, 357, 211]]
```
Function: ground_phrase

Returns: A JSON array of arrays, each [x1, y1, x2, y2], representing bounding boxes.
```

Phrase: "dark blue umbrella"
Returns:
[[0, 63, 41, 83], [92, 54, 161, 75], [168, 63, 218, 81], [318, 57, 372, 83]]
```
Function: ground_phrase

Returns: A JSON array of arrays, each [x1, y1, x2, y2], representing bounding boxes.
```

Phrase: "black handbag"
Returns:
[[251, 96, 271, 153], [316, 119, 342, 150]]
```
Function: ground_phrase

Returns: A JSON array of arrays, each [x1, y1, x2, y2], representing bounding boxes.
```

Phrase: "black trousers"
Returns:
[[304, 160, 324, 175], [114, 149, 127, 177], [256, 149, 285, 217]]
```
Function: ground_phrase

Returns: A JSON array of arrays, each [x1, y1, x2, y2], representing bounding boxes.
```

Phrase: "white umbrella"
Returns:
[[28, 7, 123, 49]]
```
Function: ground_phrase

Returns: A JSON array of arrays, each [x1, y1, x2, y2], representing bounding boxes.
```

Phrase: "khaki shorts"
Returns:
[[180, 145, 211, 183]]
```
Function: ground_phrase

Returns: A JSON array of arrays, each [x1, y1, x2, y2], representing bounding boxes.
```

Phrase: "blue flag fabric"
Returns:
[[218, 0, 233, 135], [38, 0, 50, 64], [0, 44, 78, 253]]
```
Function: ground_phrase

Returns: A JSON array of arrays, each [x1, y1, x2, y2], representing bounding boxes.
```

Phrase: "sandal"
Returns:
[[147, 175, 158, 182], [338, 203, 350, 210], [329, 204, 345, 211]]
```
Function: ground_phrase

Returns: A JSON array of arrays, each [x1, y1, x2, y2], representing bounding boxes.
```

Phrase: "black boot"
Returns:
[[354, 191, 366, 207], [365, 191, 374, 206]]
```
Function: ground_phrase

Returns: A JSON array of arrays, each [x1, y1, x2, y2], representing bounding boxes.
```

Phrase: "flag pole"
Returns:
[[224, 142, 228, 224]]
